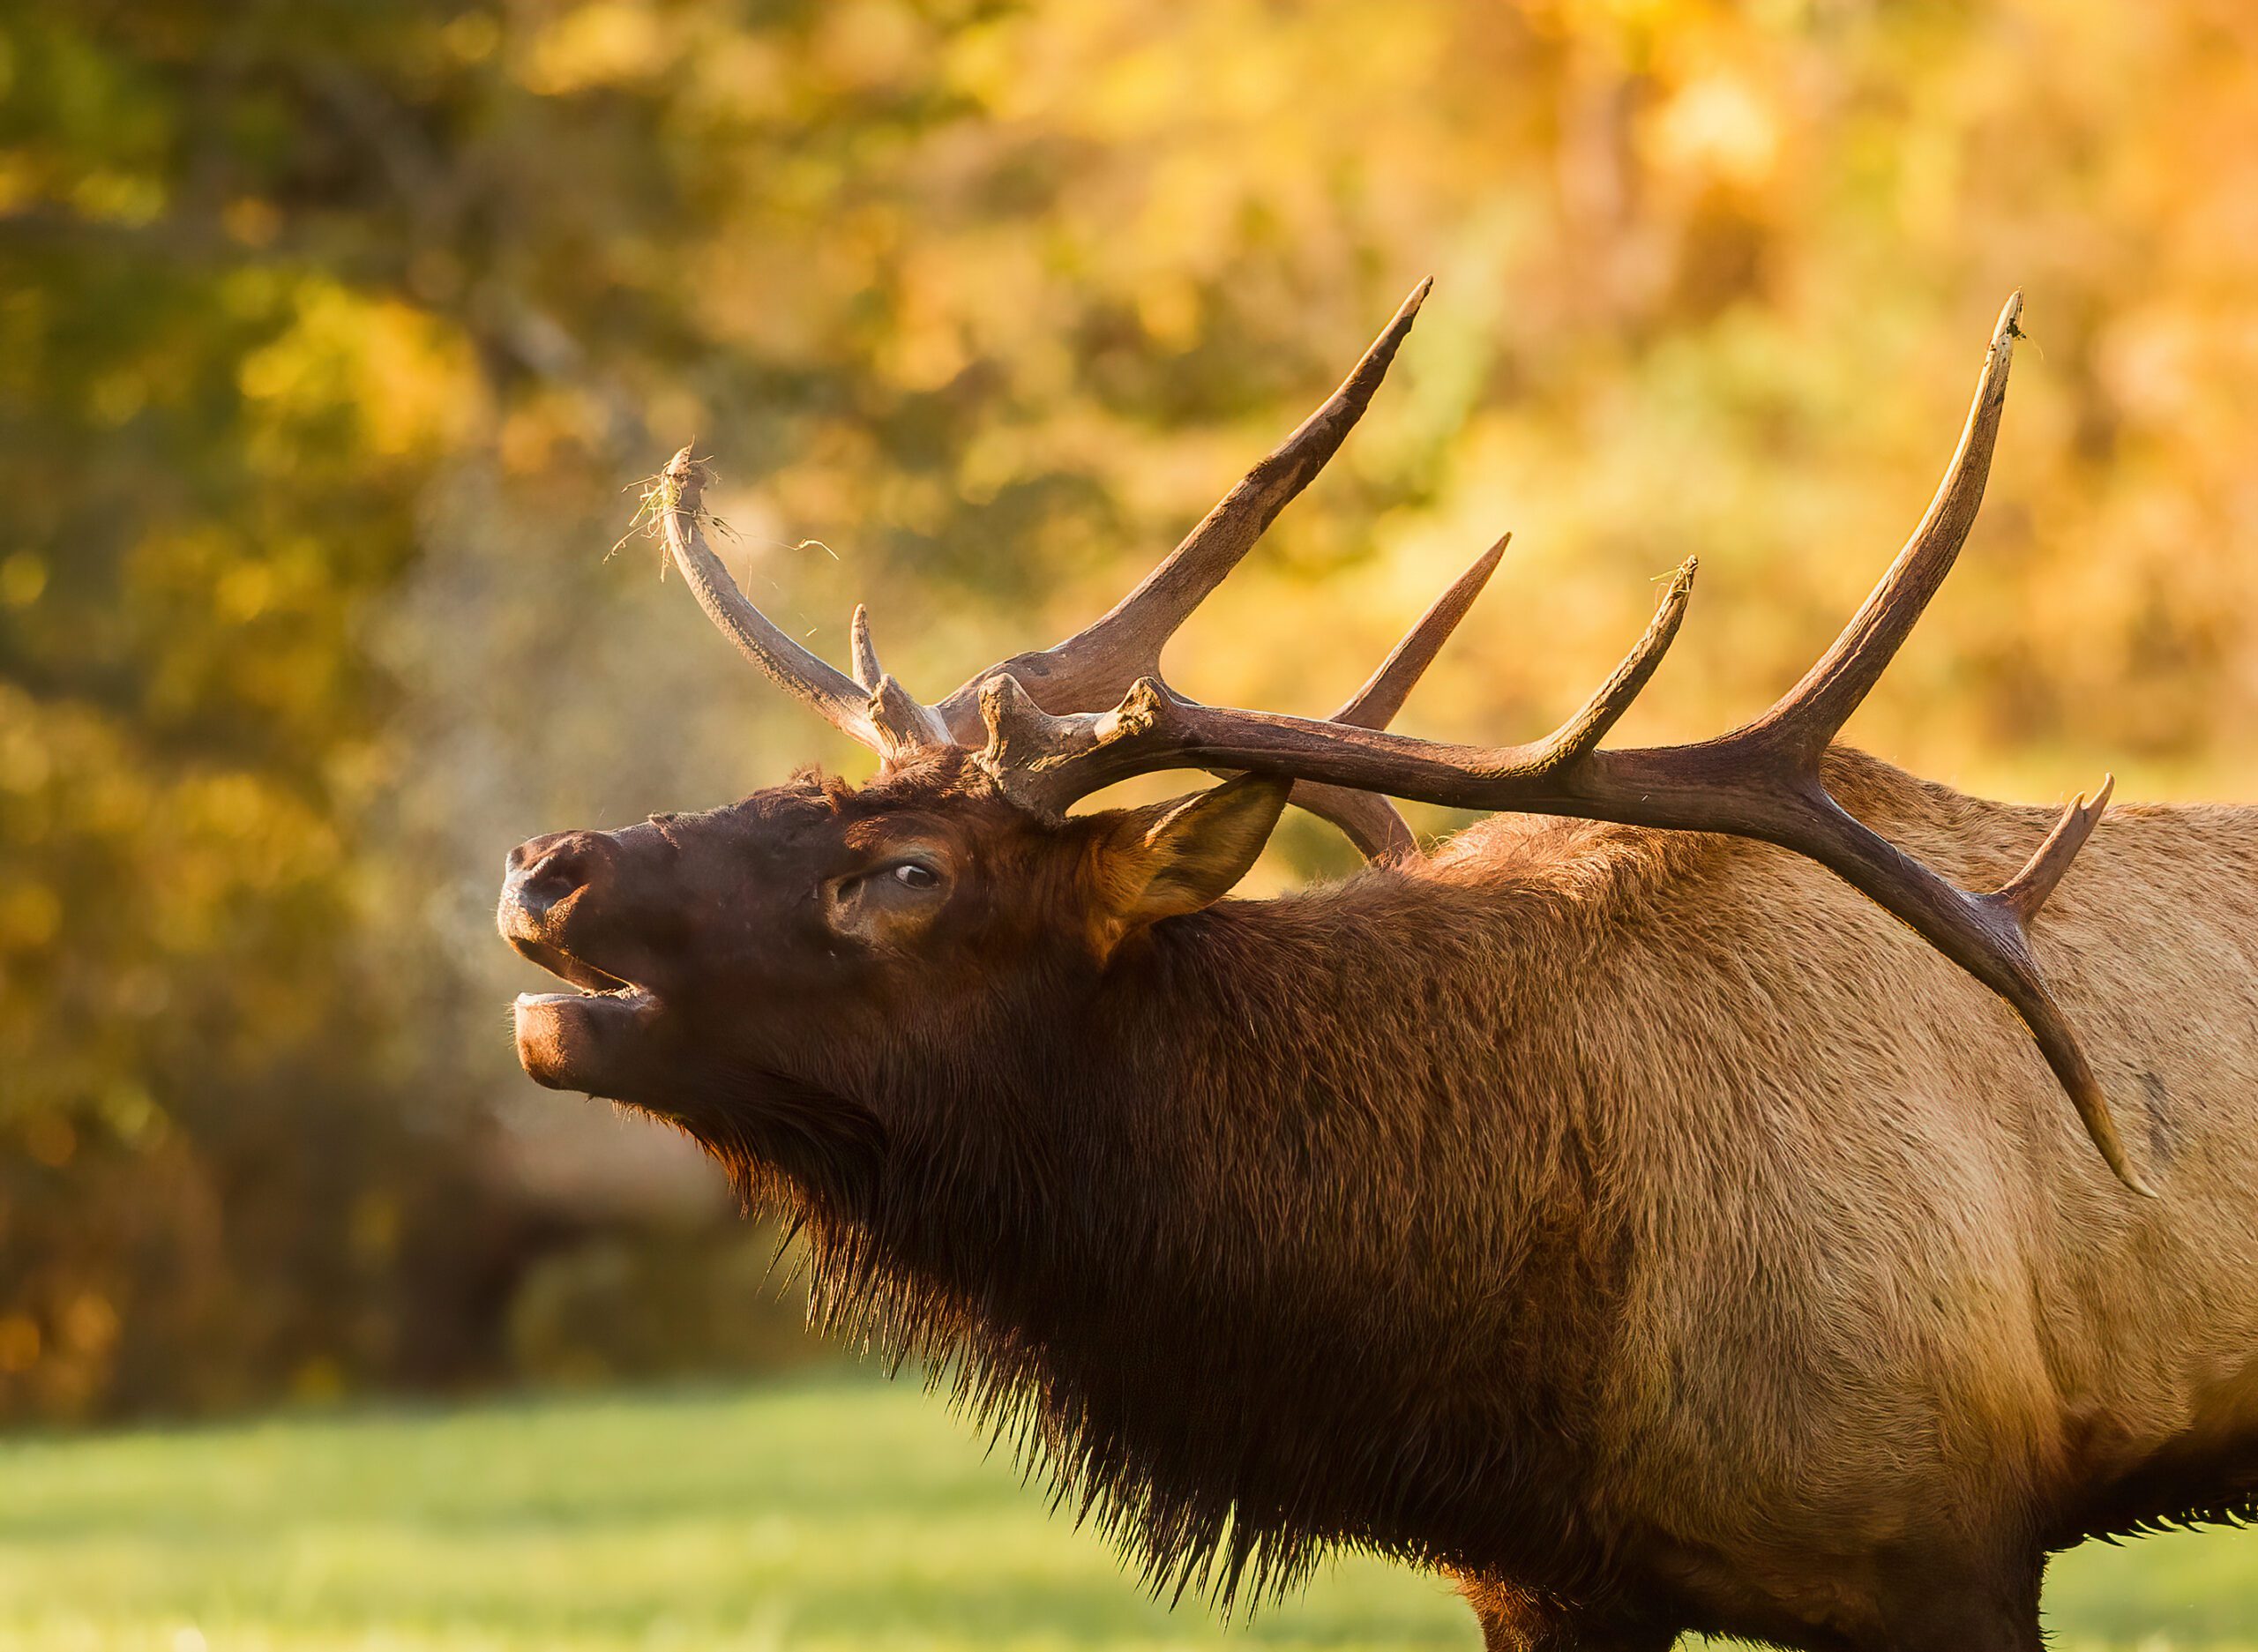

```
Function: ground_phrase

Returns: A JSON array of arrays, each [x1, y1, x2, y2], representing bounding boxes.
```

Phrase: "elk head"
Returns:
[[499, 284, 2148, 1195]]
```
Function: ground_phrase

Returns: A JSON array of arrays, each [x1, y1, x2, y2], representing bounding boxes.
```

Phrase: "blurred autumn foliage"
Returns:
[[5, 0, 2258, 1423]]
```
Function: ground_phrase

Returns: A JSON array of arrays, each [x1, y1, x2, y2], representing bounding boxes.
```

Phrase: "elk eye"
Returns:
[[891, 862, 939, 890]]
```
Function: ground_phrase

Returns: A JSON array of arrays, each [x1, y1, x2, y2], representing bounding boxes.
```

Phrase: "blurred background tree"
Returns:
[[4, 0, 2256, 1423]]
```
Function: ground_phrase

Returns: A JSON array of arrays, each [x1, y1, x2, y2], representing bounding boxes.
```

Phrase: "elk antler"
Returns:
[[650, 288, 2136, 1191], [968, 294, 2148, 1196], [658, 450, 949, 757], [658, 283, 1455, 852]]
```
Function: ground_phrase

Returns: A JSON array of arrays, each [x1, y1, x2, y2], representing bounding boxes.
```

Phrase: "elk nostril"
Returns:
[[510, 849, 589, 919]]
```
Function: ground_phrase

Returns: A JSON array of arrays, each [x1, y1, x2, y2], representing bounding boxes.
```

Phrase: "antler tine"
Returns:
[[1747, 291, 2024, 766], [1991, 774, 2113, 928], [658, 450, 946, 759], [1332, 534, 1512, 730], [973, 298, 2150, 1194], [848, 602, 953, 751], [658, 448, 883, 750], [1284, 534, 1514, 859], [931, 279, 1434, 739], [849, 605, 883, 691], [1532, 556, 1698, 767]]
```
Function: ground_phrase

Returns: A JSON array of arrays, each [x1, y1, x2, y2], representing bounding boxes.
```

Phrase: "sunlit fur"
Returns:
[[512, 744, 2258, 1651]]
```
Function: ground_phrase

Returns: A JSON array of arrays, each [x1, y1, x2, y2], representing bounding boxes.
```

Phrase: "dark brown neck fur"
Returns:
[[757, 797, 1731, 1605]]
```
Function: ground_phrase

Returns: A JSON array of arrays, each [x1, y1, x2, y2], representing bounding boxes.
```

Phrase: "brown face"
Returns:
[[501, 764, 998, 1112], [497, 756, 1292, 1153]]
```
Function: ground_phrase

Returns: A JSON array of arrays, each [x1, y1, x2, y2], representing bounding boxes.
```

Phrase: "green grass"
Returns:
[[0, 1378, 2251, 1650]]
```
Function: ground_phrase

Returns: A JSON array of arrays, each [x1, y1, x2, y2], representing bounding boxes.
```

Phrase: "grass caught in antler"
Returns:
[[610, 460, 733, 579], [609, 458, 837, 581]]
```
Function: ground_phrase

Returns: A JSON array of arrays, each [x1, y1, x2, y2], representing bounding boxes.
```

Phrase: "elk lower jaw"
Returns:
[[512, 986, 659, 1092]]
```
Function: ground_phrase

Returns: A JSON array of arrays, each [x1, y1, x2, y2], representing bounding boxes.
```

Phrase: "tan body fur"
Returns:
[[1154, 749, 2258, 1646]]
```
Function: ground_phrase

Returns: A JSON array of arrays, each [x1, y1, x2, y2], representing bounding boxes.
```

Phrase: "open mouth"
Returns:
[[506, 933, 646, 1000], [505, 933, 661, 1093], [495, 870, 671, 1095]]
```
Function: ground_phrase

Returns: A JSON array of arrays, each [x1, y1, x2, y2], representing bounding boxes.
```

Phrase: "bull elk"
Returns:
[[497, 286, 2258, 1652]]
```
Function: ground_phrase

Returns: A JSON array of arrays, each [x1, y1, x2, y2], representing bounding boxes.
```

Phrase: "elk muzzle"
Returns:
[[498, 828, 666, 1095]]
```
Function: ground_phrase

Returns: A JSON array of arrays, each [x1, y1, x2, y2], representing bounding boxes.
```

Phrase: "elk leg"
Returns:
[[1457, 1575, 1679, 1652], [1862, 1551, 2046, 1652]]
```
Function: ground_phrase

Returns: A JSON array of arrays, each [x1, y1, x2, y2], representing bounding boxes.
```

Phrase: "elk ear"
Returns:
[[1082, 774, 1292, 957]]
